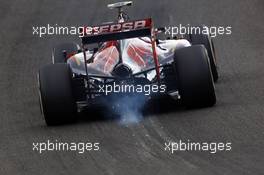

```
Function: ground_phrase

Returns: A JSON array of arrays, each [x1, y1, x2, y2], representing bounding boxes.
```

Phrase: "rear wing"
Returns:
[[80, 18, 161, 84], [80, 18, 152, 44]]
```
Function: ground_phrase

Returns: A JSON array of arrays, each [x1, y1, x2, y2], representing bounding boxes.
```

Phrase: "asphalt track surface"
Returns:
[[0, 0, 264, 175]]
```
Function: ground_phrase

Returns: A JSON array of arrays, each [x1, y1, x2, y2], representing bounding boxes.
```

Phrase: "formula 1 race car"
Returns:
[[38, 1, 218, 125]]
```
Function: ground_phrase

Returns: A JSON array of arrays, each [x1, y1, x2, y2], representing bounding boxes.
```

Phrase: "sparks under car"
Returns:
[[38, 1, 219, 126]]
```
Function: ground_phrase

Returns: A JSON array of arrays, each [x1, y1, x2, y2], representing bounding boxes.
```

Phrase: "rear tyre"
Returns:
[[174, 45, 216, 107], [52, 43, 80, 63], [185, 27, 219, 82], [38, 63, 77, 125]]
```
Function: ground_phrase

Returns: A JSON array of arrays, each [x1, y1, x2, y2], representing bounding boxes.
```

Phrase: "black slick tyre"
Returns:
[[38, 63, 77, 125], [174, 45, 216, 107]]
